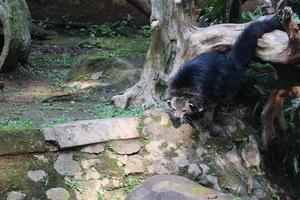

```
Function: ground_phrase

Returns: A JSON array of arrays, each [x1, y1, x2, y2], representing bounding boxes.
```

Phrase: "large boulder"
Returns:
[[126, 175, 233, 200], [140, 109, 280, 199]]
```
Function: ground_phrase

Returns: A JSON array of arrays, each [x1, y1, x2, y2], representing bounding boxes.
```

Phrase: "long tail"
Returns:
[[229, 18, 284, 68]]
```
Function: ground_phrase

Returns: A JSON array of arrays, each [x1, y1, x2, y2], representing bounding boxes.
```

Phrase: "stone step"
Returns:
[[43, 117, 140, 148]]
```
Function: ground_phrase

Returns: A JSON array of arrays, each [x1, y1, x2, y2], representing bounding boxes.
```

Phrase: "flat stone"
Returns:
[[80, 143, 105, 154], [126, 175, 233, 200], [43, 118, 139, 148], [46, 187, 70, 200], [125, 155, 144, 175], [27, 170, 47, 182], [54, 153, 80, 176], [111, 139, 141, 155], [6, 191, 26, 200]]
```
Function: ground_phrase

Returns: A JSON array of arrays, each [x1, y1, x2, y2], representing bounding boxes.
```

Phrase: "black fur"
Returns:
[[169, 18, 284, 109]]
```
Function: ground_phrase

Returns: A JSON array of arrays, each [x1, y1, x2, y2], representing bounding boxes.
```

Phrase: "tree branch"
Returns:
[[125, 0, 151, 18]]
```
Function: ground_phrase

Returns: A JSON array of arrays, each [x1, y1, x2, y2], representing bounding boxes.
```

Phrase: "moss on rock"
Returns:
[[0, 120, 46, 155]]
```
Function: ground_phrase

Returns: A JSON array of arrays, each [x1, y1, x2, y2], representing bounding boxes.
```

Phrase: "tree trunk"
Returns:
[[112, 1, 297, 109], [0, 0, 31, 72]]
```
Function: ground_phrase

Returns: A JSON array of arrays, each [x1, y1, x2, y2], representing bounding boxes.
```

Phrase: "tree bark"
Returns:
[[0, 0, 31, 72], [112, 1, 298, 109]]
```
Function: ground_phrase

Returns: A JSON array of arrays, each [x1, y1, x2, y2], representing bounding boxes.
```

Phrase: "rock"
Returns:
[[103, 188, 126, 200], [80, 159, 99, 170], [125, 155, 144, 175], [111, 139, 141, 155], [43, 118, 139, 148], [142, 109, 194, 144], [75, 167, 100, 181], [90, 71, 103, 80], [46, 187, 70, 200], [27, 170, 47, 182], [34, 155, 48, 163], [54, 153, 80, 176], [242, 135, 261, 169], [144, 140, 169, 174], [80, 143, 105, 154], [0, 126, 46, 156], [126, 175, 233, 200], [6, 191, 26, 200], [187, 163, 202, 177]]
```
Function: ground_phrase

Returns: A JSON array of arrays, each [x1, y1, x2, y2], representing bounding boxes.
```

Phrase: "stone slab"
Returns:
[[43, 118, 139, 148]]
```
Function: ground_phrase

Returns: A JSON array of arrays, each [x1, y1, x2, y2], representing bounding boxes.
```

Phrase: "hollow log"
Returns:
[[112, 0, 298, 109], [0, 0, 31, 72]]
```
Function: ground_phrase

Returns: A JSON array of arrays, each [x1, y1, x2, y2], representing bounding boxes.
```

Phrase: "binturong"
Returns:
[[166, 17, 284, 127]]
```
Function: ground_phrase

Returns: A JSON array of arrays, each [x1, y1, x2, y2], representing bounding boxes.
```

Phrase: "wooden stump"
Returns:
[[0, 0, 31, 72]]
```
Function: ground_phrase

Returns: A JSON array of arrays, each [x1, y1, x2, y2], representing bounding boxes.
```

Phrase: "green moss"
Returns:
[[0, 119, 46, 155], [0, 154, 76, 199], [95, 155, 123, 177], [164, 147, 178, 158], [190, 186, 212, 195], [190, 128, 200, 142]]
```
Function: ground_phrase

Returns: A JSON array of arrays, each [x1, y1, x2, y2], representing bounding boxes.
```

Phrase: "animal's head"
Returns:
[[166, 96, 203, 123]]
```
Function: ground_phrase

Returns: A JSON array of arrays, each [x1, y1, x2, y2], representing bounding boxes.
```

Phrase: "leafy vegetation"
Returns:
[[64, 177, 86, 195], [240, 8, 263, 22], [123, 177, 142, 194], [0, 118, 36, 131], [197, 0, 224, 27]]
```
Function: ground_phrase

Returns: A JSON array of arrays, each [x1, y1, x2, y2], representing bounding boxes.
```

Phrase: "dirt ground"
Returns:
[[0, 33, 149, 127]]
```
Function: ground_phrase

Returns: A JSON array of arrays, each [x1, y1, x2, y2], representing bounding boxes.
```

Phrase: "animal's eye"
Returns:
[[182, 109, 187, 112], [167, 100, 171, 107]]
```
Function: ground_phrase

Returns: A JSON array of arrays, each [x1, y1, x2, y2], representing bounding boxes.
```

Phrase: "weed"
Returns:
[[97, 190, 105, 200], [197, 0, 224, 27], [230, 197, 242, 200], [91, 99, 144, 119], [36, 17, 52, 29], [0, 118, 35, 130], [104, 142, 116, 153], [240, 8, 263, 22], [28, 54, 85, 69], [41, 116, 73, 128], [99, 173, 110, 180], [89, 24, 118, 38], [123, 177, 142, 194], [164, 147, 178, 158], [64, 177, 86, 195], [141, 25, 152, 37]]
